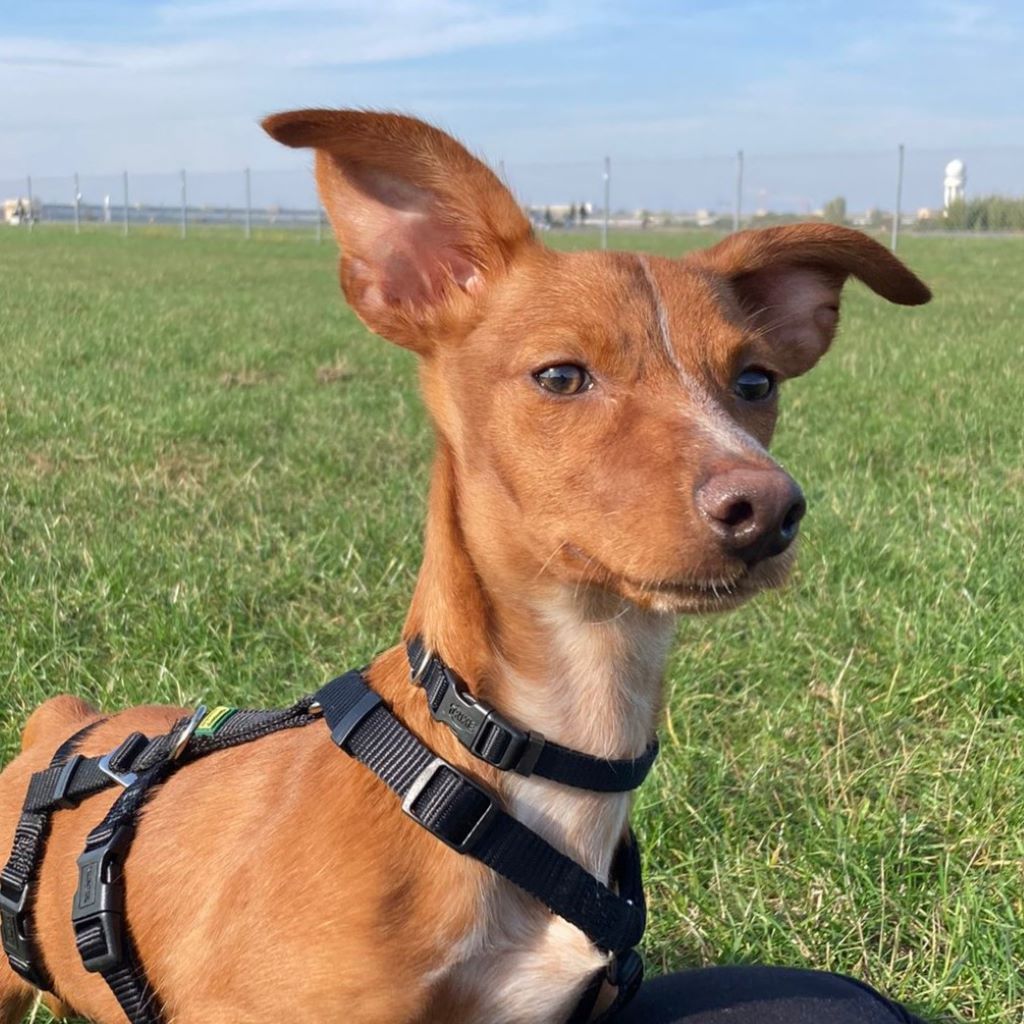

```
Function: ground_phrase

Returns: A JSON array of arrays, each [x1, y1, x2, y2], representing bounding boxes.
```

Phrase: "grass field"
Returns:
[[1, 226, 1022, 1023]]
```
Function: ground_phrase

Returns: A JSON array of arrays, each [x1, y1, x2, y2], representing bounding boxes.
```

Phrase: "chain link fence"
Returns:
[[2, 145, 1022, 245]]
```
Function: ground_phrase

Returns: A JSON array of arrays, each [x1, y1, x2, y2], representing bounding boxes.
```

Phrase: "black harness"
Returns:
[[1, 641, 655, 1023]]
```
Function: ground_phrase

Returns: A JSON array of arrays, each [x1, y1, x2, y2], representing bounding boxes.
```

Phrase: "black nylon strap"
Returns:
[[406, 638, 659, 792], [315, 670, 646, 956], [0, 812, 52, 990], [571, 949, 645, 1024], [72, 763, 175, 1024], [563, 839, 647, 1023], [20, 701, 318, 816], [3, 698, 320, 1017], [63, 700, 321, 1024], [1, 718, 106, 991]]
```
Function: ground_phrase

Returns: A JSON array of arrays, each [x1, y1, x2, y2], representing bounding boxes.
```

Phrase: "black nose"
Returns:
[[696, 467, 806, 565]]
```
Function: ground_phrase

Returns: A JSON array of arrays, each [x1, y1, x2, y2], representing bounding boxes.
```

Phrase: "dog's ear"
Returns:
[[262, 108, 533, 352], [694, 224, 931, 377]]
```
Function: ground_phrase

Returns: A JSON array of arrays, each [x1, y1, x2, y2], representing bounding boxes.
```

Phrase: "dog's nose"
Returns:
[[696, 468, 806, 565]]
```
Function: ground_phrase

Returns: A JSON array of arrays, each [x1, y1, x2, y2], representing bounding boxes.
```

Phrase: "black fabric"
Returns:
[[2, 698, 322, 1022], [21, 701, 318, 815], [530, 739, 659, 794], [0, 718, 107, 991], [61, 700, 324, 1024], [72, 763, 174, 1024], [0, 811, 52, 990], [315, 670, 646, 956], [406, 638, 659, 791], [606, 967, 927, 1024]]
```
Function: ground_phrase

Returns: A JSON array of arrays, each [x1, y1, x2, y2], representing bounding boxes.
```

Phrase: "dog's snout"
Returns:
[[696, 468, 806, 565]]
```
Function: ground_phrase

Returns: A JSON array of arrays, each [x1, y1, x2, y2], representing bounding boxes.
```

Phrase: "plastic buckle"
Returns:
[[428, 667, 545, 776], [52, 753, 85, 809], [71, 825, 134, 973], [480, 722, 545, 777], [0, 878, 47, 988], [607, 948, 644, 1007], [329, 688, 383, 750], [402, 758, 499, 854]]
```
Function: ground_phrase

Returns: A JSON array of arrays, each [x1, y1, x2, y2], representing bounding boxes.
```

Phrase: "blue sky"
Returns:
[[3, 1, 1023, 211]]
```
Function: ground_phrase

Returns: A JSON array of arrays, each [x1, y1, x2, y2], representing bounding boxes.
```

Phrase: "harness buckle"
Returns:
[[426, 665, 546, 776], [608, 947, 644, 997], [97, 732, 150, 789], [52, 753, 86, 809], [169, 705, 207, 761], [71, 825, 134, 973], [0, 876, 47, 988], [402, 758, 499, 854], [97, 754, 138, 789]]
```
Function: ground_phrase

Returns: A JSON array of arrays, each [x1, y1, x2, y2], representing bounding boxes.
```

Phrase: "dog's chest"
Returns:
[[433, 883, 609, 1024], [423, 783, 629, 1023]]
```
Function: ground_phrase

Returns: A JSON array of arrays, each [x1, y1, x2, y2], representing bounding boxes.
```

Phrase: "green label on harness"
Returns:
[[195, 706, 238, 736]]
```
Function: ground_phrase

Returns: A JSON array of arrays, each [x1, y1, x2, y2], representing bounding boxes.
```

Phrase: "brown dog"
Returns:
[[0, 110, 930, 1024]]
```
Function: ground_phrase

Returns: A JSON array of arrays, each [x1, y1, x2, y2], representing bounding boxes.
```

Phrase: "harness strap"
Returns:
[[1, 718, 107, 992], [72, 762, 175, 1024], [406, 637, 659, 791], [4, 668, 650, 1023], [314, 669, 646, 956], [567, 949, 645, 1024], [21, 703, 317, 816], [2, 699, 319, 1013]]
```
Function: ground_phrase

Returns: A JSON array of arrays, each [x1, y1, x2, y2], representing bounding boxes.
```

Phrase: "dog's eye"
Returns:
[[733, 368, 776, 402], [534, 364, 592, 396]]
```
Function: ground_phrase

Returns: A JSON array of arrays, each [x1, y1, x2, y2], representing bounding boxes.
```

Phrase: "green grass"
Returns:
[[2, 227, 1022, 1023]]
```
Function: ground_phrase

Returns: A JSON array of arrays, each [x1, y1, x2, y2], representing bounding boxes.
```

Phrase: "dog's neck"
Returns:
[[404, 442, 676, 878]]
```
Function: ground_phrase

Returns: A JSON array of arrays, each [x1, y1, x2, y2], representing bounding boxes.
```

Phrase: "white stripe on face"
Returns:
[[635, 254, 769, 459], [636, 253, 680, 373]]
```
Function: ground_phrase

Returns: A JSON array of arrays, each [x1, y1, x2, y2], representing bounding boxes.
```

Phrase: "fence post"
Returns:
[[26, 175, 33, 231], [180, 169, 188, 239], [601, 156, 610, 250], [891, 143, 905, 251], [73, 172, 80, 234], [122, 171, 129, 237], [733, 149, 744, 232], [244, 167, 252, 240]]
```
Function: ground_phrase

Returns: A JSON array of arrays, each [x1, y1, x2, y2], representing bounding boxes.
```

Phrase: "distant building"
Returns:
[[3, 197, 40, 225], [943, 159, 966, 210]]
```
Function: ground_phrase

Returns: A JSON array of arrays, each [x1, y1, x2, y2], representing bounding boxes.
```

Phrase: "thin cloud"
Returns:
[[0, 55, 115, 69], [1, 2, 574, 73], [156, 0, 466, 22]]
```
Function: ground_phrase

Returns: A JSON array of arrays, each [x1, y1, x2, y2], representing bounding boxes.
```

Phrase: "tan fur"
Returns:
[[0, 109, 930, 1024]]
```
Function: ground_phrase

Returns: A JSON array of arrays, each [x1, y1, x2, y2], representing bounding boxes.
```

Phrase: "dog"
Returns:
[[0, 109, 930, 1024]]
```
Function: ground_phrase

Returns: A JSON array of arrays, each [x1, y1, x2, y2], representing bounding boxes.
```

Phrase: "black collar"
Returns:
[[406, 636, 659, 792]]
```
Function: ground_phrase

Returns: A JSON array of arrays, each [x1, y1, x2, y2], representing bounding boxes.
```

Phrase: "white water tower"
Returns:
[[943, 159, 966, 209]]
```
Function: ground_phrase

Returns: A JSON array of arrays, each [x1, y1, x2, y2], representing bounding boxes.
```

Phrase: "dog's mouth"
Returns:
[[562, 544, 794, 613]]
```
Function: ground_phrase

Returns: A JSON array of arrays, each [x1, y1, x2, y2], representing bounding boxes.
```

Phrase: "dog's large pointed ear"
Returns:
[[262, 108, 534, 352], [694, 224, 931, 377]]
